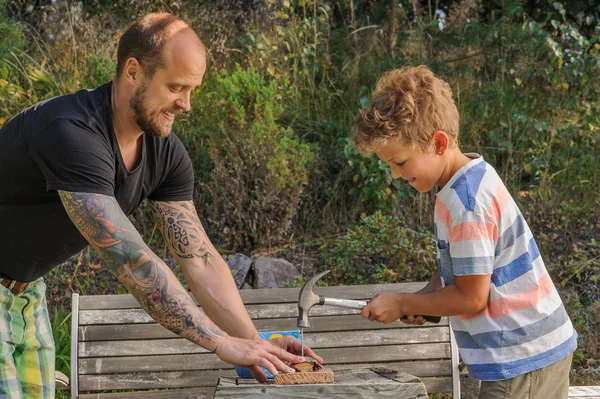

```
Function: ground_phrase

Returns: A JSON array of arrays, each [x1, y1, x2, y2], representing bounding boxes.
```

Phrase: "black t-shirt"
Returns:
[[0, 82, 194, 282]]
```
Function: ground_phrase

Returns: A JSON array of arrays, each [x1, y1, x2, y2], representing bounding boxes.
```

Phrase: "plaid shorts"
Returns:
[[0, 278, 55, 399]]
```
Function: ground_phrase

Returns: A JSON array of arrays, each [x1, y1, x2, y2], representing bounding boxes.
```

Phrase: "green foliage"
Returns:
[[51, 306, 71, 375], [191, 66, 314, 250], [0, 0, 25, 61], [83, 55, 115, 87], [322, 211, 436, 285], [343, 138, 404, 213]]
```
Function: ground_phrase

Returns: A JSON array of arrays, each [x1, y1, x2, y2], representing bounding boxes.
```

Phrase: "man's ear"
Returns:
[[123, 57, 142, 85], [432, 131, 449, 155]]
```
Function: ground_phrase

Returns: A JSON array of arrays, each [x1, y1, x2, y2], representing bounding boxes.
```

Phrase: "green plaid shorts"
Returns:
[[0, 278, 55, 398]]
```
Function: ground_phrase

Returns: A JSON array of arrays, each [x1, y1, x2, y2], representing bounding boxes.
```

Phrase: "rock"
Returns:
[[224, 253, 252, 289], [253, 257, 299, 289]]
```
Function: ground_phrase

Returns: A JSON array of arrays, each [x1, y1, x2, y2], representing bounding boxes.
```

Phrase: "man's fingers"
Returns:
[[302, 347, 324, 364], [264, 352, 295, 373], [268, 342, 304, 364], [248, 364, 267, 383]]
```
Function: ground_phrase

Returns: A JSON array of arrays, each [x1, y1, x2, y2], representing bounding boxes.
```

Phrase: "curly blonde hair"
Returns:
[[353, 65, 459, 155]]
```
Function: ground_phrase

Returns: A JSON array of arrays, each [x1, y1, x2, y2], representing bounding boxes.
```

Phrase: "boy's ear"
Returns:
[[432, 131, 449, 156]]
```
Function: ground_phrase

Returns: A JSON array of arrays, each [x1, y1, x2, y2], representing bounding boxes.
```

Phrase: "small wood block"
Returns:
[[273, 368, 334, 385]]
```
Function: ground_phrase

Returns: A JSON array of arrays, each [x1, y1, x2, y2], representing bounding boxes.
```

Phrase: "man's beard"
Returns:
[[130, 80, 171, 138]]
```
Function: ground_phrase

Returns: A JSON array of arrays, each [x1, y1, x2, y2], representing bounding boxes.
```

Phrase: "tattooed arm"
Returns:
[[59, 191, 304, 382], [58, 191, 225, 351], [149, 200, 258, 339]]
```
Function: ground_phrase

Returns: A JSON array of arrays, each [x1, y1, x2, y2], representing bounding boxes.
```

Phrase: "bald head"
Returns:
[[116, 13, 205, 79]]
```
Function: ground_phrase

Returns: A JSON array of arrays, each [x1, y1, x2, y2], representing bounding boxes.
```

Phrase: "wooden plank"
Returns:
[[79, 316, 448, 341], [83, 382, 451, 399], [79, 328, 449, 357], [79, 343, 450, 374], [79, 305, 364, 325], [421, 376, 452, 394], [215, 369, 427, 398], [569, 386, 600, 398], [79, 360, 451, 391], [79, 387, 216, 399], [78, 283, 428, 310], [80, 303, 448, 325], [80, 369, 237, 391]]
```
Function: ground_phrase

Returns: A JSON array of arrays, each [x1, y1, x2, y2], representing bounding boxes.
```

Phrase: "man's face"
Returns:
[[375, 138, 445, 193], [129, 32, 206, 138]]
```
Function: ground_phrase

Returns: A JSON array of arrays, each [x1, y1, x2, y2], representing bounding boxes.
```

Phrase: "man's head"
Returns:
[[352, 66, 460, 192], [116, 13, 206, 138]]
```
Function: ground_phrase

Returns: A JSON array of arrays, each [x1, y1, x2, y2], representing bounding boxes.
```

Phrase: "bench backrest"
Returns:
[[71, 283, 460, 398]]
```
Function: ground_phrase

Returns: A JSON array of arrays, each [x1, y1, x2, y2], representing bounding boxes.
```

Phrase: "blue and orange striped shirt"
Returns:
[[435, 155, 577, 381]]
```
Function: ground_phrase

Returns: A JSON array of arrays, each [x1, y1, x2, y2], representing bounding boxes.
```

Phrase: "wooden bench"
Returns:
[[68, 282, 461, 398]]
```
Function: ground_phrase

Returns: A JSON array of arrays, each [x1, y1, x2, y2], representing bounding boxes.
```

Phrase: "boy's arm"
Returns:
[[362, 274, 490, 323], [416, 272, 442, 294]]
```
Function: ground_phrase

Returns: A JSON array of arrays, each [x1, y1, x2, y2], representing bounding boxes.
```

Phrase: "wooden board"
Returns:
[[569, 386, 600, 398], [78, 316, 448, 341], [77, 283, 428, 310], [78, 328, 449, 357], [79, 387, 216, 399], [78, 343, 450, 374], [78, 361, 451, 391], [214, 368, 428, 399], [274, 368, 334, 385]]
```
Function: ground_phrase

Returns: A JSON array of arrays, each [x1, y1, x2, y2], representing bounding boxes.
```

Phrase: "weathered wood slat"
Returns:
[[79, 343, 451, 375], [78, 378, 451, 397], [79, 316, 448, 341], [79, 361, 451, 391], [79, 328, 449, 357], [78, 283, 428, 310], [568, 385, 600, 398], [80, 303, 448, 325], [214, 369, 427, 399], [79, 387, 216, 399], [79, 304, 368, 325], [420, 377, 452, 394]]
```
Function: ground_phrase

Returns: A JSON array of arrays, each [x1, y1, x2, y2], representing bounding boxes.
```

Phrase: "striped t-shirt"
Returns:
[[435, 155, 577, 381]]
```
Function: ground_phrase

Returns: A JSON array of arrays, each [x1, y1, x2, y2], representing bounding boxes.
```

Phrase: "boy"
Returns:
[[354, 66, 577, 398]]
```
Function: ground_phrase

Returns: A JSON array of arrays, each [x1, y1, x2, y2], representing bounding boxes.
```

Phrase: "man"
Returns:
[[0, 13, 322, 398]]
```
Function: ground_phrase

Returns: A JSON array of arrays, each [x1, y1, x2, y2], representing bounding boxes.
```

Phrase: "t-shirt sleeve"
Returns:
[[448, 210, 497, 276], [29, 118, 115, 195], [149, 134, 194, 202]]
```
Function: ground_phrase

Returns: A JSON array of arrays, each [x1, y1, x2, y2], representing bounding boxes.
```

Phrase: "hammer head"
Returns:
[[297, 270, 330, 328]]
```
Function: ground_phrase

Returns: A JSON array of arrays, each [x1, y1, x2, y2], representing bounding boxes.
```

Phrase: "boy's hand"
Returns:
[[360, 292, 403, 324], [400, 315, 426, 325]]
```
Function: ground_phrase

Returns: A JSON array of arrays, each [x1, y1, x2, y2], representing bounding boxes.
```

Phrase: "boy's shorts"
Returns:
[[479, 352, 573, 399], [0, 277, 55, 399]]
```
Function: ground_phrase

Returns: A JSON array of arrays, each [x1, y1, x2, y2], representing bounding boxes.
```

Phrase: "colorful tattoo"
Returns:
[[58, 191, 224, 350]]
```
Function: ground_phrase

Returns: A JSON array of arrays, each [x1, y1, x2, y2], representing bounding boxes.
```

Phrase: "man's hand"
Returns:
[[268, 336, 324, 364], [360, 292, 403, 324], [215, 336, 303, 383]]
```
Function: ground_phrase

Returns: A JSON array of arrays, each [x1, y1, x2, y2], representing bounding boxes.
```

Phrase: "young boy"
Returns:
[[354, 66, 577, 398]]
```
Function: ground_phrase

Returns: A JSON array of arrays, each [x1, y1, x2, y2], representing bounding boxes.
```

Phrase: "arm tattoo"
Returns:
[[149, 201, 219, 261], [58, 191, 225, 350]]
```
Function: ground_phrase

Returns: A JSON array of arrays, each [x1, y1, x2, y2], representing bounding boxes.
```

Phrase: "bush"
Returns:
[[191, 66, 314, 250], [322, 211, 437, 285]]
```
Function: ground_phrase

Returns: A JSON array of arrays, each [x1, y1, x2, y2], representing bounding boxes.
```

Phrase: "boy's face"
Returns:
[[375, 138, 446, 193]]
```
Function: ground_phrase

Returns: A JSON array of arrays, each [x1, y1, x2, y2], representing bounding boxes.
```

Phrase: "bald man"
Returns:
[[0, 13, 321, 398]]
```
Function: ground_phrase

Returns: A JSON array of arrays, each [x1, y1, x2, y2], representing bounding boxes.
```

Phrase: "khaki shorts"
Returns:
[[479, 352, 573, 399]]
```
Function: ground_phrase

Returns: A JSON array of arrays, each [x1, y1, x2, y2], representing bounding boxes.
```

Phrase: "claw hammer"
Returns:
[[296, 270, 441, 355]]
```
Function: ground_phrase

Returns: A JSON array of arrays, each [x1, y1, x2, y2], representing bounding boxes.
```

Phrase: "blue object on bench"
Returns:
[[233, 330, 301, 378]]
